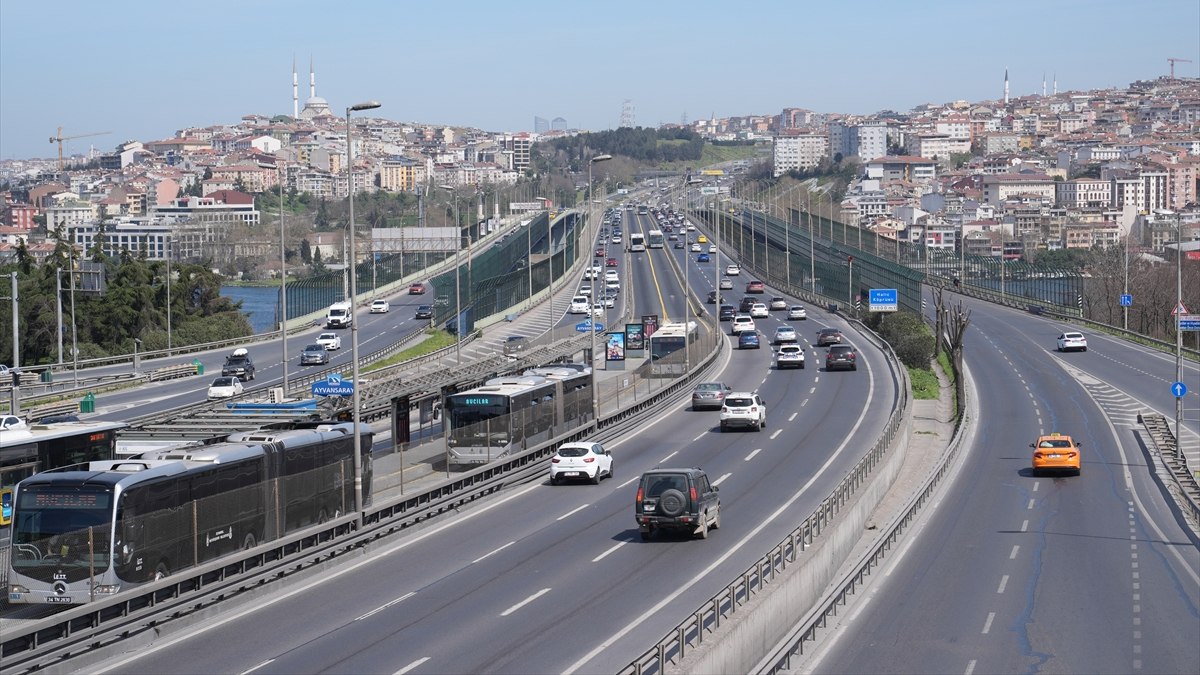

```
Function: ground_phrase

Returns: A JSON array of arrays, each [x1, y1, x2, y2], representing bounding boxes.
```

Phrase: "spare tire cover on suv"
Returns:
[[659, 489, 686, 516]]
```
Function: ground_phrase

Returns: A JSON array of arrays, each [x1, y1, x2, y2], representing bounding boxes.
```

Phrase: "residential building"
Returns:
[[980, 173, 1056, 205], [773, 133, 828, 176], [1056, 178, 1111, 209]]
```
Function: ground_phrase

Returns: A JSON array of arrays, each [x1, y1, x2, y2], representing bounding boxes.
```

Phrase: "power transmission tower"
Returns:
[[620, 100, 635, 129]]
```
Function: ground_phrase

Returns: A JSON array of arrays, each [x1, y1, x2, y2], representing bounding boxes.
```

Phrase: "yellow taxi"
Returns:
[[697, 234, 708, 244], [1030, 432, 1082, 476]]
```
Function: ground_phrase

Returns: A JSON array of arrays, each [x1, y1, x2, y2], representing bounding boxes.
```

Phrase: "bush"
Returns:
[[875, 311, 934, 369]]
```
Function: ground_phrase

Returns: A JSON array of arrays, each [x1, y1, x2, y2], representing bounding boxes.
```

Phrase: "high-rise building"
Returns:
[[551, 117, 567, 131], [534, 116, 549, 133]]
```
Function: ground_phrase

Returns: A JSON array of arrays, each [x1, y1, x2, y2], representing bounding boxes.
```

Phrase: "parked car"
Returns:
[[635, 468, 721, 540], [691, 381, 732, 410], [369, 299, 390, 313], [301, 344, 329, 365], [408, 282, 426, 294], [825, 344, 858, 371], [550, 441, 613, 484], [316, 332, 342, 350], [206, 376, 244, 400]]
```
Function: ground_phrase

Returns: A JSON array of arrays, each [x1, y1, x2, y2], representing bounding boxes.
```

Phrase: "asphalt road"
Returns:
[[805, 292, 1200, 675]]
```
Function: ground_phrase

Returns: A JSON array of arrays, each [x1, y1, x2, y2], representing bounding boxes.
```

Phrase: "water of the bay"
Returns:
[[221, 285, 279, 334]]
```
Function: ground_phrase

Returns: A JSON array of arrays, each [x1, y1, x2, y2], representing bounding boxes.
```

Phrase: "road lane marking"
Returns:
[[788, 412, 798, 421], [997, 575, 1009, 594], [356, 592, 416, 621], [556, 504, 589, 521], [692, 433, 706, 441], [659, 450, 678, 463], [500, 588, 551, 617], [981, 612, 995, 634], [1009, 545, 1020, 559], [713, 472, 731, 486], [809, 387, 817, 394], [393, 657, 430, 675], [801, 399, 809, 407], [1032, 482, 1039, 492], [616, 476, 639, 489], [1027, 498, 1035, 510], [769, 429, 782, 439], [472, 542, 515, 564], [964, 660, 977, 675], [745, 448, 762, 461], [240, 660, 274, 675], [1020, 519, 1029, 532], [592, 541, 627, 562]]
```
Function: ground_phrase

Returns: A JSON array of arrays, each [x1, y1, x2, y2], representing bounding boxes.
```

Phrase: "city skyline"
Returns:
[[1, 0, 1198, 161]]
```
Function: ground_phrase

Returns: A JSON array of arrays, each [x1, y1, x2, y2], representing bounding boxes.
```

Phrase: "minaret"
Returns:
[[1053, 73, 1057, 96], [309, 57, 316, 99], [1042, 72, 1047, 98], [1003, 68, 1010, 106], [292, 56, 299, 118]]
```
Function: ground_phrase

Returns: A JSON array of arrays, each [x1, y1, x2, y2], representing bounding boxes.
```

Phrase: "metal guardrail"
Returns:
[[622, 315, 909, 675], [1138, 412, 1200, 530]]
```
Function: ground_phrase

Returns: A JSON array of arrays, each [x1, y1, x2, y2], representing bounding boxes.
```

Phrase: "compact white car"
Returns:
[[772, 325, 798, 344], [579, 284, 592, 297], [726, 264, 741, 276], [730, 315, 756, 335], [749, 303, 769, 318], [316, 332, 342, 350], [591, 303, 605, 317], [708, 244, 717, 254], [787, 305, 808, 321], [369, 299, 390, 313], [1057, 331, 1088, 352], [604, 270, 619, 283], [569, 295, 590, 314], [549, 441, 613, 484], [776, 344, 806, 369], [720, 391, 766, 431], [719, 277, 734, 290], [206, 376, 244, 400]]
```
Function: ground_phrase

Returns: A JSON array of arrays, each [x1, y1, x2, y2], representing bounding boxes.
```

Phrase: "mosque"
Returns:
[[293, 58, 332, 120]]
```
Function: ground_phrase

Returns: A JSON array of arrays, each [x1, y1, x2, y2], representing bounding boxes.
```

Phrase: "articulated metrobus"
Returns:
[[628, 232, 647, 252], [7, 422, 372, 605], [647, 229, 664, 248], [444, 367, 593, 467]]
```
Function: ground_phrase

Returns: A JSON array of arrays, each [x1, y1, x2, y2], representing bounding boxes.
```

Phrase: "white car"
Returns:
[[569, 295, 590, 314], [720, 391, 766, 431], [316, 332, 342, 350], [602, 294, 616, 308], [604, 270, 619, 283], [1056, 331, 1087, 352], [708, 245, 717, 254], [726, 264, 741, 276], [787, 305, 808, 321], [772, 325, 798, 344], [719, 277, 734, 290], [605, 278, 620, 292], [579, 284, 592, 297], [690, 243, 702, 252], [206, 376, 244, 400], [584, 265, 602, 280], [730, 315, 756, 335], [776, 344, 806, 369], [591, 303, 606, 317], [749, 303, 769, 318], [369, 299, 390, 313], [549, 441, 613, 484]]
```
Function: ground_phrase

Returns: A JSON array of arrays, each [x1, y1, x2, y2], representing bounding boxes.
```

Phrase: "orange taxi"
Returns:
[[1030, 432, 1082, 476]]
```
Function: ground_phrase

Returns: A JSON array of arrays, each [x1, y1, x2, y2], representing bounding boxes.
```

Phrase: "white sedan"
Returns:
[[750, 303, 769, 318], [316, 332, 342, 350], [726, 264, 741, 276], [549, 441, 613, 484], [206, 376, 244, 400], [1056, 331, 1087, 352], [369, 299, 390, 313]]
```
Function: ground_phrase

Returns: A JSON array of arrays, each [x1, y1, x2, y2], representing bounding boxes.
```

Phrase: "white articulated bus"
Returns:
[[629, 232, 647, 252]]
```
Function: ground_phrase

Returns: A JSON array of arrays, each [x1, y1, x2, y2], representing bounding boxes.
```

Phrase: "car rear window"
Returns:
[[558, 446, 588, 457], [645, 475, 687, 497], [725, 397, 753, 407]]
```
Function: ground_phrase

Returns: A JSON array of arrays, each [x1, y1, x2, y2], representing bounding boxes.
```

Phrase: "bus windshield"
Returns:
[[446, 395, 512, 446], [12, 486, 114, 571]]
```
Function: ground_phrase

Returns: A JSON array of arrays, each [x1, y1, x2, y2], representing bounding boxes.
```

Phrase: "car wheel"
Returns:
[[607, 462, 614, 479], [711, 509, 721, 530], [550, 474, 559, 486], [659, 489, 686, 517], [1082, 347, 1087, 352], [591, 469, 601, 485], [640, 528, 652, 542], [698, 514, 709, 539]]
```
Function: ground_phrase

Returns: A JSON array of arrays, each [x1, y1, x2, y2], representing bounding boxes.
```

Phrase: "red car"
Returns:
[[595, 247, 606, 257], [606, 257, 618, 267], [746, 280, 765, 294], [408, 282, 426, 294]]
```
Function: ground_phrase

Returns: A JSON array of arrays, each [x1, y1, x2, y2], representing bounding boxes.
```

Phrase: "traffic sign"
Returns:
[[1119, 293, 1132, 307], [575, 320, 604, 333], [868, 288, 898, 312], [1179, 314, 1200, 331], [312, 373, 354, 397], [1171, 302, 1189, 316], [1171, 381, 1188, 398]]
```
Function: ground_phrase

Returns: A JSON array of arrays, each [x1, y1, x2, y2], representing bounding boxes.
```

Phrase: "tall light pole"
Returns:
[[587, 154, 611, 421], [438, 185, 462, 365], [165, 235, 172, 355], [279, 165, 289, 393], [1174, 212, 1184, 442], [347, 99, 381, 527]]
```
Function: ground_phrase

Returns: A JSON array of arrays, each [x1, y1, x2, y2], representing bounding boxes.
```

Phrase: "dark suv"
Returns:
[[635, 468, 721, 540], [825, 344, 858, 371], [816, 328, 844, 347]]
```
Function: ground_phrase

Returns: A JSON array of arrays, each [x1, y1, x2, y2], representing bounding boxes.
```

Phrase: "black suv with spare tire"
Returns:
[[634, 468, 721, 540]]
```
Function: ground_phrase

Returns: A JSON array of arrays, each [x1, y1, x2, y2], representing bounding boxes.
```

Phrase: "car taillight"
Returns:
[[750, 406, 758, 412], [690, 486, 698, 502], [636, 487, 644, 504], [584, 457, 595, 463], [848, 353, 856, 359], [551, 458, 560, 463]]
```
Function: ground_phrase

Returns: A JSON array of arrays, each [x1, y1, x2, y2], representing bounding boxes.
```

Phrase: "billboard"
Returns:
[[642, 314, 659, 338], [605, 332, 626, 362], [625, 323, 644, 350]]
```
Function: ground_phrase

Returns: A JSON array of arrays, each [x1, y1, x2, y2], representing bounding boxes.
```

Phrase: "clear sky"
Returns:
[[2, 0, 1197, 161]]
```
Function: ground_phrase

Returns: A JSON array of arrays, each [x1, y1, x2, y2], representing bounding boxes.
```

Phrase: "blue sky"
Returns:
[[2, 0, 1197, 161]]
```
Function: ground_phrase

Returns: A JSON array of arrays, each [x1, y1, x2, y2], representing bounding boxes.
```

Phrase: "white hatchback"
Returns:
[[550, 441, 613, 484], [726, 264, 741, 276], [569, 295, 590, 314]]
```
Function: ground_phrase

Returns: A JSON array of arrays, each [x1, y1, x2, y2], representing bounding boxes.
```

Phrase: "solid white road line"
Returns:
[[659, 450, 678, 463], [240, 660, 274, 675], [500, 588, 551, 617]]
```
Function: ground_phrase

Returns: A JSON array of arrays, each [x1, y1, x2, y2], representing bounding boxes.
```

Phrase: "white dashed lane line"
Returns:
[[659, 451, 678, 464], [500, 588, 551, 617], [745, 448, 762, 461], [712, 472, 731, 486], [556, 504, 589, 521]]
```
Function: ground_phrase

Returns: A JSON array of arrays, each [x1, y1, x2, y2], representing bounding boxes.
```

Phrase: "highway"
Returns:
[[805, 293, 1200, 674], [77, 204, 904, 674]]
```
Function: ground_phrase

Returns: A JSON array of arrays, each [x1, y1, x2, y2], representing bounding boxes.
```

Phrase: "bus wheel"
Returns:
[[154, 562, 170, 581], [242, 533, 257, 550]]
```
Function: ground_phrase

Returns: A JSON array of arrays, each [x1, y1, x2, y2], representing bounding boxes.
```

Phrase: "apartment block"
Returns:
[[773, 133, 828, 176], [1056, 178, 1111, 209], [981, 173, 1056, 205]]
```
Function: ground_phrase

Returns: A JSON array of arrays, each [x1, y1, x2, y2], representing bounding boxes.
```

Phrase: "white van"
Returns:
[[326, 301, 353, 328]]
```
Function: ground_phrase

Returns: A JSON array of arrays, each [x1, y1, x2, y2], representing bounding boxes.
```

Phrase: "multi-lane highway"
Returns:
[[804, 293, 1200, 674], [76, 203, 903, 674]]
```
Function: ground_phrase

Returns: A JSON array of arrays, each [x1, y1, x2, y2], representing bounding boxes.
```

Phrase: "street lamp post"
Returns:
[[587, 154, 611, 422], [165, 236, 172, 355], [438, 185, 462, 365], [347, 100, 381, 527], [279, 166, 289, 393]]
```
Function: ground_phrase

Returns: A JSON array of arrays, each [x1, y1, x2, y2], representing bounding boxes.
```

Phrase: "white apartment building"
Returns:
[[980, 173, 1057, 206], [45, 197, 99, 231], [773, 133, 828, 176], [905, 134, 971, 160], [1056, 178, 1111, 209]]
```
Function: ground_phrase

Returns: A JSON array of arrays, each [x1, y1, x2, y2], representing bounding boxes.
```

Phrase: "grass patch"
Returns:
[[363, 330, 457, 372], [908, 366, 939, 400]]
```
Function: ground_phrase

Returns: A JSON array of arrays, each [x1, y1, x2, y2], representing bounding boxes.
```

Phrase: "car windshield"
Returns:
[[305, 345, 322, 351], [211, 377, 234, 386]]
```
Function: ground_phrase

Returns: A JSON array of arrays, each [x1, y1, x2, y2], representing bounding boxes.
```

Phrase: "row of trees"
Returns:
[[1, 242, 251, 367], [543, 127, 706, 167]]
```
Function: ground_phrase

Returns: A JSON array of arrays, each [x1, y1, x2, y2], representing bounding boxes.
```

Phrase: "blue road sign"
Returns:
[[1172, 381, 1188, 398], [868, 288, 898, 312], [1179, 315, 1200, 331], [575, 320, 605, 333], [1119, 293, 1132, 307], [312, 373, 354, 397]]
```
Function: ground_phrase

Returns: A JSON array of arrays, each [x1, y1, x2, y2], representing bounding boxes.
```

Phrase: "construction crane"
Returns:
[[49, 127, 110, 170], [1168, 57, 1192, 80]]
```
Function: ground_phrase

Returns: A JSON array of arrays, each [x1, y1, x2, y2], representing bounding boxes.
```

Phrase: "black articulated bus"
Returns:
[[7, 422, 372, 605]]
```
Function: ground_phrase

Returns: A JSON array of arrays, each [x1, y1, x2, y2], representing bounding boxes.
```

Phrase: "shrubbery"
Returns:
[[871, 310, 934, 369]]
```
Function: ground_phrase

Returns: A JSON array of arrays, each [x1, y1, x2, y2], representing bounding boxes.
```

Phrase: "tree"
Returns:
[[315, 198, 330, 229], [300, 238, 312, 264]]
